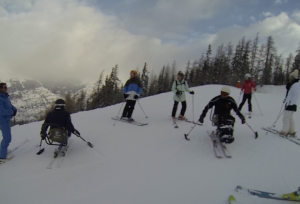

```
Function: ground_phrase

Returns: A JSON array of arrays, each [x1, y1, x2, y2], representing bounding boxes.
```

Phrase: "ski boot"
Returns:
[[127, 117, 134, 122], [282, 190, 300, 201], [220, 134, 234, 144], [288, 132, 297, 138], [120, 117, 127, 120], [279, 131, 288, 137], [0, 156, 14, 164], [178, 115, 186, 120]]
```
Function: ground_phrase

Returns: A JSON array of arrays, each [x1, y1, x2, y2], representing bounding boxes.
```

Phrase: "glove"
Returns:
[[73, 129, 80, 136], [12, 110, 17, 116], [124, 94, 129, 99], [199, 116, 204, 124], [40, 133, 46, 140], [176, 91, 181, 95], [241, 117, 246, 124], [190, 91, 194, 95], [134, 95, 139, 99], [283, 98, 286, 103]]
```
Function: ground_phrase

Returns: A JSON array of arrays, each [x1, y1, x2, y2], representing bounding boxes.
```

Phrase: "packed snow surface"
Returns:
[[1, 85, 299, 204]]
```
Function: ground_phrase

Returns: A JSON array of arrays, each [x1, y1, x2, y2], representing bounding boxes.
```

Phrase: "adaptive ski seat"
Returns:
[[41, 123, 69, 146], [216, 115, 235, 144]]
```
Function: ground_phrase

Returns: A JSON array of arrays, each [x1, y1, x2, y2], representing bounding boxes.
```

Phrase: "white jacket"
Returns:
[[286, 82, 300, 106]]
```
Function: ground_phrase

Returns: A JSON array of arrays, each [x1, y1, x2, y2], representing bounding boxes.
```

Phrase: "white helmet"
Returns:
[[245, 73, 251, 79], [221, 86, 231, 95]]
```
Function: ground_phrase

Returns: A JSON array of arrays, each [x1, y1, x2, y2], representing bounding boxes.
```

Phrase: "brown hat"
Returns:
[[130, 70, 137, 77]]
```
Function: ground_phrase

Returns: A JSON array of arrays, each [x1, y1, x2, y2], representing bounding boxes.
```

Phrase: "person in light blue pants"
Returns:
[[0, 83, 17, 160]]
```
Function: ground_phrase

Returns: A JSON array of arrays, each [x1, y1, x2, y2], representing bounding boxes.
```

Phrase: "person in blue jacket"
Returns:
[[0, 83, 17, 163], [121, 70, 142, 121]]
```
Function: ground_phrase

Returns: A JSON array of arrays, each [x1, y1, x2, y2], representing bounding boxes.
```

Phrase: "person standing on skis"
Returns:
[[0, 83, 17, 163], [280, 69, 299, 137], [40, 99, 80, 145], [171, 71, 194, 120], [238, 74, 256, 117], [198, 86, 246, 144], [121, 70, 142, 121]]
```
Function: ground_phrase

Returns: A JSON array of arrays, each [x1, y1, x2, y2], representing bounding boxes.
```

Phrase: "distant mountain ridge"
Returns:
[[4, 78, 93, 124]]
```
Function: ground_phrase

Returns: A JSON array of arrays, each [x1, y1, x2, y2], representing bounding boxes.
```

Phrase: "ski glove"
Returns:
[[190, 91, 194, 95], [176, 91, 182, 95], [12, 110, 17, 116], [124, 94, 129, 99], [199, 116, 204, 124], [73, 129, 80, 137], [134, 95, 139, 99], [241, 117, 246, 124]]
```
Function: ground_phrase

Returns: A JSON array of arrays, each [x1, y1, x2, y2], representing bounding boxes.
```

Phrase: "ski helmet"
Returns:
[[289, 69, 299, 80], [221, 86, 231, 95], [55, 99, 65, 107], [130, 70, 137, 77], [245, 73, 251, 79], [178, 71, 184, 78]]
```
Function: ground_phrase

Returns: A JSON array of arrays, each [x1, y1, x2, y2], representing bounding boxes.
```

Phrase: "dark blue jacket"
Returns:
[[0, 93, 17, 124], [41, 107, 75, 133]]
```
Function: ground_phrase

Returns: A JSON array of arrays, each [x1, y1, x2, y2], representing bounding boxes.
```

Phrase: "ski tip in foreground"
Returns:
[[228, 195, 236, 203], [36, 148, 45, 155], [184, 134, 190, 141]]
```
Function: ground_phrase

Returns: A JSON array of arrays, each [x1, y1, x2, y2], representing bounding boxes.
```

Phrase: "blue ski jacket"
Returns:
[[0, 93, 17, 124]]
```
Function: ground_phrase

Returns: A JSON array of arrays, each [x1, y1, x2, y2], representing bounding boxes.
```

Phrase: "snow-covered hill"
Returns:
[[1, 84, 299, 204], [5, 78, 92, 123]]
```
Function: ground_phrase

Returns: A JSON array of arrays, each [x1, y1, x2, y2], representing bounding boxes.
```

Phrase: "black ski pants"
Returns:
[[172, 100, 187, 117], [238, 93, 252, 112], [122, 100, 136, 118]]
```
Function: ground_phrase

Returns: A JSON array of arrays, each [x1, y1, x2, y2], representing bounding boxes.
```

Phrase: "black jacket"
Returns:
[[200, 95, 244, 120], [41, 107, 75, 134]]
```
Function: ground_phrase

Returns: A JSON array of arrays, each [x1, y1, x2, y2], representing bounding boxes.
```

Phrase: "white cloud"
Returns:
[[209, 12, 300, 57], [250, 16, 256, 21], [274, 0, 288, 5], [262, 12, 274, 17], [292, 10, 300, 23], [0, 0, 215, 82]]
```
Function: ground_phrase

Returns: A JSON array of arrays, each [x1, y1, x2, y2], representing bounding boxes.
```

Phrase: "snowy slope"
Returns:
[[1, 85, 299, 204]]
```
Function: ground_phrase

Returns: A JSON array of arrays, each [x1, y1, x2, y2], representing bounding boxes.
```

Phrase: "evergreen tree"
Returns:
[[141, 62, 149, 97], [285, 53, 293, 83], [262, 36, 276, 85], [292, 44, 300, 72]]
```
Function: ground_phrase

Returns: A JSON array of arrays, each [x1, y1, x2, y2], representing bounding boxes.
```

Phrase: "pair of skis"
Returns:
[[47, 142, 72, 169], [232, 185, 300, 202], [263, 127, 300, 146], [0, 139, 30, 165], [112, 116, 148, 126], [208, 131, 232, 158]]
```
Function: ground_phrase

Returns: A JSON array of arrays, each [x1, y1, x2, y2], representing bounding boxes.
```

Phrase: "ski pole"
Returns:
[[74, 132, 93, 148], [253, 93, 263, 116], [237, 92, 242, 103], [192, 94, 195, 123], [113, 101, 125, 126], [270, 103, 285, 128], [184, 123, 198, 141], [137, 99, 148, 118], [36, 139, 45, 155], [245, 122, 258, 139]]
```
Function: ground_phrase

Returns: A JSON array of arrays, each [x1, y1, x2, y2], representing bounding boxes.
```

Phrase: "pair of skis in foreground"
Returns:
[[112, 116, 148, 126], [228, 185, 300, 203], [263, 127, 300, 146]]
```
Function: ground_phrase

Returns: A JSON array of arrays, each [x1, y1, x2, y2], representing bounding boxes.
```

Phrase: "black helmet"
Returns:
[[55, 99, 65, 107], [178, 71, 184, 78]]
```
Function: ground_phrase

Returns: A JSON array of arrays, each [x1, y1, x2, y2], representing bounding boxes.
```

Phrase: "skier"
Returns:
[[171, 71, 194, 120], [121, 70, 142, 121], [40, 99, 80, 146], [238, 73, 256, 117], [280, 69, 299, 136], [0, 83, 17, 163], [198, 86, 246, 143]]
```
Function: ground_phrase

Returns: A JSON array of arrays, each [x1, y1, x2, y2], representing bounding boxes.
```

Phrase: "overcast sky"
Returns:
[[0, 0, 300, 83]]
